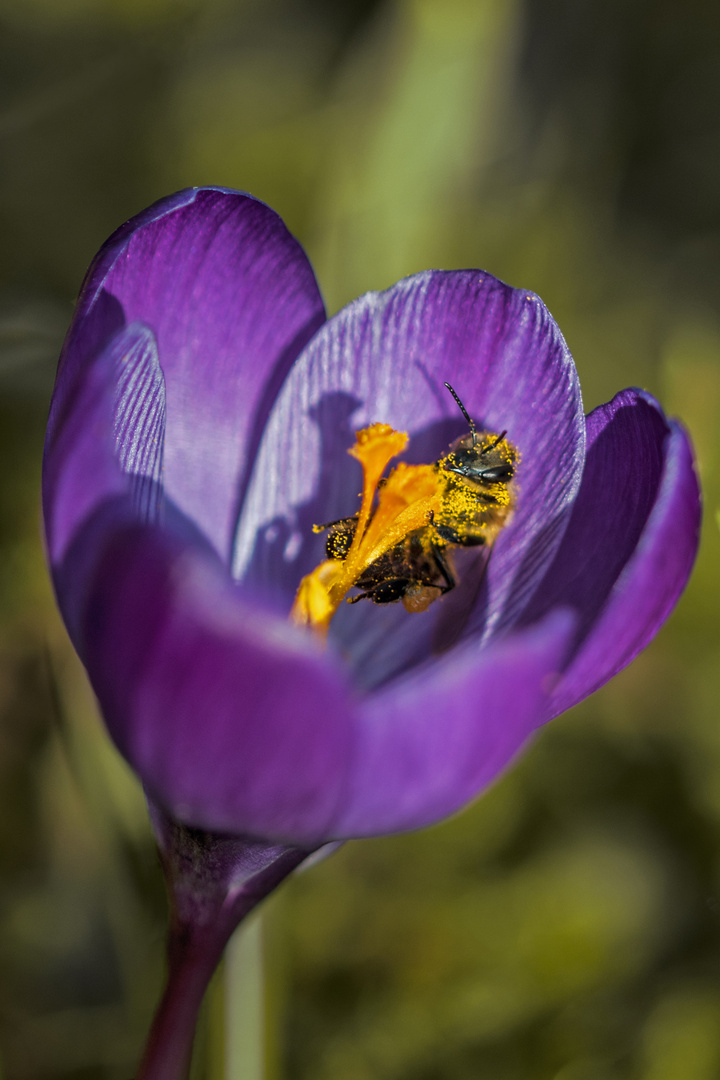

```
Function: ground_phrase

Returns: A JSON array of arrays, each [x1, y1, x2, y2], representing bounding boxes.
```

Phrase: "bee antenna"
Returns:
[[443, 382, 478, 446], [481, 430, 507, 455]]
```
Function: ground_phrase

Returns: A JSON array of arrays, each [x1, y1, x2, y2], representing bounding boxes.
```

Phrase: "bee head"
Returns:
[[442, 383, 516, 483]]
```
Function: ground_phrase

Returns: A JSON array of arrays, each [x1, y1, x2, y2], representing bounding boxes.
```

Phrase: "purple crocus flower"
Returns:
[[42, 187, 700, 1078]]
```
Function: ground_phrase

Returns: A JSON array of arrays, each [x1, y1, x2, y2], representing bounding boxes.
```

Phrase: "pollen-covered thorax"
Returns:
[[434, 430, 517, 545], [291, 398, 519, 636]]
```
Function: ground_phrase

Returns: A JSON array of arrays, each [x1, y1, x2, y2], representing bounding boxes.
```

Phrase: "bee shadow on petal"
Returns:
[[240, 391, 365, 606]]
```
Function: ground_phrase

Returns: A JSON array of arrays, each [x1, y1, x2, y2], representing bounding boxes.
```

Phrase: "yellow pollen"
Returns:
[[290, 423, 445, 635]]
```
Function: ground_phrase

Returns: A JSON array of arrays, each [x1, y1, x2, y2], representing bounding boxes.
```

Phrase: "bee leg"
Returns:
[[349, 579, 410, 605], [424, 512, 455, 594], [431, 544, 456, 595], [427, 510, 463, 547], [427, 511, 485, 549]]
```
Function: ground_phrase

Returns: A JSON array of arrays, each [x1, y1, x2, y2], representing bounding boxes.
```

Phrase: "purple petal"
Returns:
[[68, 510, 572, 842], [66, 520, 355, 844], [331, 610, 574, 837], [44, 322, 156, 567], [235, 270, 585, 686], [519, 389, 700, 718], [114, 325, 166, 524], [51, 187, 326, 563]]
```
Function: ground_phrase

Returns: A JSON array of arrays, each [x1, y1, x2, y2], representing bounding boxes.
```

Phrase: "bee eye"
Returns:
[[479, 465, 514, 481]]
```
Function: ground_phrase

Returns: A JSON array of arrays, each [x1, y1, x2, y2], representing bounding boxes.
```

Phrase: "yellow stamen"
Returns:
[[290, 423, 445, 634], [346, 423, 409, 564], [290, 558, 344, 629]]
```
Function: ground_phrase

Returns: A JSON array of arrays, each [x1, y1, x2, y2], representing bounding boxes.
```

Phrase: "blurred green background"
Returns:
[[0, 0, 718, 1077]]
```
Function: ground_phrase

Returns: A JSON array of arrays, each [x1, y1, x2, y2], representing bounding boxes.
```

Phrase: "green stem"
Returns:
[[225, 915, 265, 1080]]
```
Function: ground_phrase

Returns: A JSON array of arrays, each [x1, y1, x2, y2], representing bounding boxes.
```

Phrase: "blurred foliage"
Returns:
[[0, 0, 718, 1077]]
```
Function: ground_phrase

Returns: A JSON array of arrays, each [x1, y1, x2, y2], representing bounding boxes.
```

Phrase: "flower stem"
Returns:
[[136, 816, 314, 1080], [137, 924, 228, 1080]]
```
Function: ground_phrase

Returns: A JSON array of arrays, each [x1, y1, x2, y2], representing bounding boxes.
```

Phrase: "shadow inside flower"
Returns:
[[240, 391, 364, 606]]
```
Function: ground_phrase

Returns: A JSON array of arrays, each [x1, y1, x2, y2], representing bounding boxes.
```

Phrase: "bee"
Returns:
[[317, 383, 518, 613]]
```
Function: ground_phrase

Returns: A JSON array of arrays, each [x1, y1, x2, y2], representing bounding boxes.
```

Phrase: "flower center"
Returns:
[[290, 421, 518, 637]]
